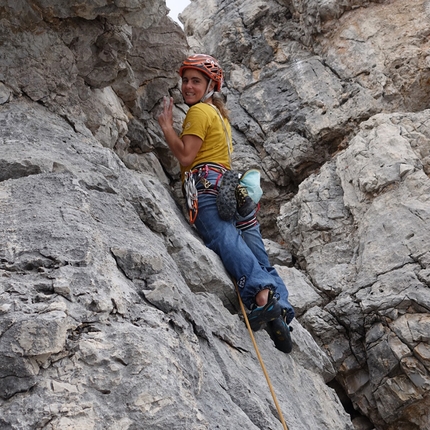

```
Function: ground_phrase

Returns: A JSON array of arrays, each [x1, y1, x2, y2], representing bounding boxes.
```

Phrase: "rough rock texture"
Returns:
[[181, 0, 430, 429], [1, 0, 429, 428], [278, 111, 430, 429], [0, 97, 348, 430], [0, 1, 354, 430]]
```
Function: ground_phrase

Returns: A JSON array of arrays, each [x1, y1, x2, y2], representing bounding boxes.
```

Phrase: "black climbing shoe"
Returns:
[[236, 184, 257, 217], [266, 315, 293, 354], [217, 170, 240, 221], [247, 292, 282, 332]]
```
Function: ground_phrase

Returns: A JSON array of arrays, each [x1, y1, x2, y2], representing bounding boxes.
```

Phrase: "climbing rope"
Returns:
[[234, 279, 289, 430]]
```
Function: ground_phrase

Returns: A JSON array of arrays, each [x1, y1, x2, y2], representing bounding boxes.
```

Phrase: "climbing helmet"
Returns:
[[178, 54, 224, 91]]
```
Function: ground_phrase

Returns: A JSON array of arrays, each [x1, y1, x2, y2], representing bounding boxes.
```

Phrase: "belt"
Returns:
[[189, 162, 228, 175], [187, 162, 227, 191]]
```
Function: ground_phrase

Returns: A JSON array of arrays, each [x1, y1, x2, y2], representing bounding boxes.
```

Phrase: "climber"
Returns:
[[158, 54, 294, 353]]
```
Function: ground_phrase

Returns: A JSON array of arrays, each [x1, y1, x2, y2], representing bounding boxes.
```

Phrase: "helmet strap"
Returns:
[[200, 79, 214, 102]]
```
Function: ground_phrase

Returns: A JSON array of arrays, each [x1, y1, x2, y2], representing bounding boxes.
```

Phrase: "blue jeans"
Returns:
[[192, 168, 295, 324]]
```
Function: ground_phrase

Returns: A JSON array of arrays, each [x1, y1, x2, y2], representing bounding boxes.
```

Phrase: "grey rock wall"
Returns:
[[181, 0, 430, 429], [0, 1, 354, 430], [278, 111, 430, 428], [0, 91, 350, 430], [2, 0, 429, 428]]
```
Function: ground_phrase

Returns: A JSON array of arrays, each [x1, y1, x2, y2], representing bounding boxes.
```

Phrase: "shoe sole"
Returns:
[[267, 318, 293, 354], [217, 170, 239, 220], [247, 298, 282, 332]]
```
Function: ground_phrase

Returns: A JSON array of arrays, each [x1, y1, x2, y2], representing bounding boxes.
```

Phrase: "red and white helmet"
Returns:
[[178, 54, 224, 91]]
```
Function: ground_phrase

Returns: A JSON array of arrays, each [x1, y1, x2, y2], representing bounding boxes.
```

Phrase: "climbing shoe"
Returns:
[[217, 170, 240, 220], [247, 292, 282, 332], [266, 315, 293, 354], [236, 184, 257, 217]]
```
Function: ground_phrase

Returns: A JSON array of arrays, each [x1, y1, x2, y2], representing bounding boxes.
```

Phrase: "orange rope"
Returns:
[[233, 279, 289, 430]]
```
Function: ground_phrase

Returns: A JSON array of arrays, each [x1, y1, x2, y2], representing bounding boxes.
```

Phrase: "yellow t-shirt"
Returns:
[[180, 103, 233, 181]]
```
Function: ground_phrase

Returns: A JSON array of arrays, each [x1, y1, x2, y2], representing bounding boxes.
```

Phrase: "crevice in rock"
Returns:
[[0, 160, 42, 182], [78, 179, 117, 194], [213, 332, 249, 353], [67, 322, 101, 342], [327, 378, 373, 426], [0, 252, 66, 273], [0, 375, 38, 400]]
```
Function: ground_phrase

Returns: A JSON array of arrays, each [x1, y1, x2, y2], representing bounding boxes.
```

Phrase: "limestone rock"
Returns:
[[182, 0, 430, 427], [2, 0, 430, 428], [0, 98, 351, 429], [278, 110, 430, 428]]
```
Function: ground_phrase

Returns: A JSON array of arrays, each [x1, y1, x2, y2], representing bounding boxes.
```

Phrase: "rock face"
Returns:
[[0, 1, 352, 430], [278, 112, 430, 429], [0, 1, 429, 430], [181, 0, 430, 429]]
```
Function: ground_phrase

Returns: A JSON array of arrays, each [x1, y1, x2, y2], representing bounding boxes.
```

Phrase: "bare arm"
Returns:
[[158, 96, 202, 166]]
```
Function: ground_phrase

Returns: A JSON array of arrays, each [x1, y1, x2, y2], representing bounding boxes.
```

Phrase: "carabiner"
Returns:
[[184, 171, 199, 224]]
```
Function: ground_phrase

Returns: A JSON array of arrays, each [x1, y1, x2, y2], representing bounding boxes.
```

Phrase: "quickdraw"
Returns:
[[184, 171, 198, 224]]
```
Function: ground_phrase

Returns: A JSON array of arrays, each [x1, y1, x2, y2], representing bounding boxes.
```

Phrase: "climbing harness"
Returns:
[[184, 163, 226, 224], [235, 213, 259, 231], [233, 279, 289, 430]]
